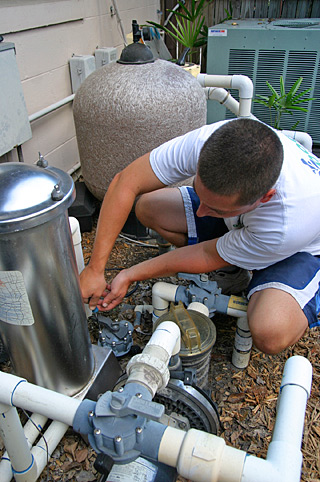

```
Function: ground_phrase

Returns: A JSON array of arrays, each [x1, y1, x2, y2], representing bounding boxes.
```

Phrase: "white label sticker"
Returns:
[[208, 28, 228, 36], [107, 457, 157, 482], [0, 271, 35, 326]]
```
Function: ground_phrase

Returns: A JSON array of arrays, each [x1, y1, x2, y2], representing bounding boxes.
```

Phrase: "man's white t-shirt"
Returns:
[[149, 121, 320, 270]]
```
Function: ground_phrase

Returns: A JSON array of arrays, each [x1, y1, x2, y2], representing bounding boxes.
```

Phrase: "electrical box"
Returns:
[[95, 47, 117, 69], [206, 18, 320, 144], [0, 42, 32, 157], [69, 55, 96, 93]]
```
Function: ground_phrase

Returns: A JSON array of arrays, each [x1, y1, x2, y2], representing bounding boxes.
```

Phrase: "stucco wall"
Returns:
[[0, 0, 161, 172]]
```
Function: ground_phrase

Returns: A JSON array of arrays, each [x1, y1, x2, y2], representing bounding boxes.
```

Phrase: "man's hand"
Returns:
[[80, 265, 107, 310], [100, 269, 132, 311]]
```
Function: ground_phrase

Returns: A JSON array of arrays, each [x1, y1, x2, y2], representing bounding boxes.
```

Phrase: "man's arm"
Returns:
[[101, 238, 231, 311], [80, 153, 166, 309]]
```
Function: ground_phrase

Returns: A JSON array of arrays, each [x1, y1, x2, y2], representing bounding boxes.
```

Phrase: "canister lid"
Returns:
[[0, 162, 75, 233], [117, 42, 155, 64], [155, 303, 216, 358]]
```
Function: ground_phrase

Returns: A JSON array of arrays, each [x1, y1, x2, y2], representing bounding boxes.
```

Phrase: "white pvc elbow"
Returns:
[[197, 73, 254, 117], [157, 356, 312, 482], [231, 74, 254, 99], [152, 281, 178, 323]]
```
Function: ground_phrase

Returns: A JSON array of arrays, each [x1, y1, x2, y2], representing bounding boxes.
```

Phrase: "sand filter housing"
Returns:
[[0, 162, 94, 396], [73, 43, 207, 201]]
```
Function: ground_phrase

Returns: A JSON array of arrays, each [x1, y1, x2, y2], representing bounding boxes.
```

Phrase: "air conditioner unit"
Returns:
[[206, 18, 320, 144]]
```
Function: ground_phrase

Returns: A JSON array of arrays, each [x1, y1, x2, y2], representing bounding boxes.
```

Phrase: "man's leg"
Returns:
[[247, 288, 308, 354], [135, 187, 188, 247], [247, 252, 320, 355]]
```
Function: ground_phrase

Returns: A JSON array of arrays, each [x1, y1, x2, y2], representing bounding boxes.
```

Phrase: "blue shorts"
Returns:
[[179, 186, 228, 244], [179, 186, 320, 328]]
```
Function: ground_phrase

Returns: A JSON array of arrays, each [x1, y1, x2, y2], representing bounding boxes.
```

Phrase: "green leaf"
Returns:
[[287, 77, 303, 98], [266, 81, 280, 99], [255, 95, 272, 101], [268, 93, 277, 107], [290, 120, 300, 130], [285, 106, 309, 113], [291, 98, 314, 106], [280, 76, 285, 97], [254, 99, 271, 107], [292, 88, 314, 102]]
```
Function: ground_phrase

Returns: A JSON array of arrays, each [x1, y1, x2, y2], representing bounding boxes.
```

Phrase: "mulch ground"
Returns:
[[1, 214, 320, 482]]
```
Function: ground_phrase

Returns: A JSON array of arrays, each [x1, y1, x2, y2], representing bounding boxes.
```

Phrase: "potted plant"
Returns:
[[147, 0, 213, 67]]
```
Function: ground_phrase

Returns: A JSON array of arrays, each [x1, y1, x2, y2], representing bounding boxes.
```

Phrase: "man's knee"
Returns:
[[247, 289, 308, 355], [248, 319, 287, 355], [135, 194, 150, 225]]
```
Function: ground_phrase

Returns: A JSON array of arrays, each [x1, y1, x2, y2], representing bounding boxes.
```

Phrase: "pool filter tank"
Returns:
[[0, 162, 94, 396], [73, 43, 207, 201]]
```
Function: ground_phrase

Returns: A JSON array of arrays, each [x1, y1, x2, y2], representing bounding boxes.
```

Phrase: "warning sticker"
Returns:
[[0, 271, 35, 326], [107, 457, 157, 482], [208, 28, 228, 36]]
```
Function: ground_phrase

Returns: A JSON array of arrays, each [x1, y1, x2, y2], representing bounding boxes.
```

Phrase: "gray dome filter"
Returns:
[[73, 58, 207, 200]]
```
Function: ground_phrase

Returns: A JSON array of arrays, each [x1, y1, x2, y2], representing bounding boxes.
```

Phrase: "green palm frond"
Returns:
[[147, 0, 213, 59], [254, 76, 315, 130]]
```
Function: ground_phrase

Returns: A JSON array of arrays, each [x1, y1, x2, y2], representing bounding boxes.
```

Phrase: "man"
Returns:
[[80, 118, 320, 355]]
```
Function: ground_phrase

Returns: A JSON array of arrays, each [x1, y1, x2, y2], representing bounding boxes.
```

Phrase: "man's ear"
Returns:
[[260, 188, 276, 204]]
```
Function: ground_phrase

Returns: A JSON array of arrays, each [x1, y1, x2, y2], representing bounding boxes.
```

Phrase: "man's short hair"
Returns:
[[197, 118, 284, 205]]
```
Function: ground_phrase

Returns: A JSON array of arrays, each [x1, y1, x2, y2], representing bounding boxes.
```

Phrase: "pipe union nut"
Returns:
[[126, 353, 170, 392]]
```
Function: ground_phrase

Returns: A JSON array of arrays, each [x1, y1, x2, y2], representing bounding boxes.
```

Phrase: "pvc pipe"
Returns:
[[231, 75, 254, 100], [134, 304, 154, 330], [158, 426, 246, 482], [147, 321, 181, 356], [232, 316, 252, 369], [156, 356, 312, 482], [197, 73, 253, 117], [237, 98, 252, 118], [152, 282, 178, 323], [152, 280, 251, 367], [32, 421, 69, 478], [0, 417, 69, 482], [28, 94, 75, 122], [242, 355, 312, 482], [134, 304, 153, 315], [282, 130, 313, 152], [126, 321, 181, 397], [69, 217, 85, 273], [204, 87, 240, 116], [0, 403, 37, 481], [67, 161, 81, 177], [69, 216, 91, 318], [187, 301, 209, 317], [0, 354, 312, 482], [227, 295, 248, 318], [197, 74, 234, 89], [0, 413, 48, 482], [0, 372, 80, 426]]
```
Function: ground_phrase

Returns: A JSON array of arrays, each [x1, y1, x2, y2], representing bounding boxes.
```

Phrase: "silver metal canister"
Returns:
[[0, 162, 94, 396]]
